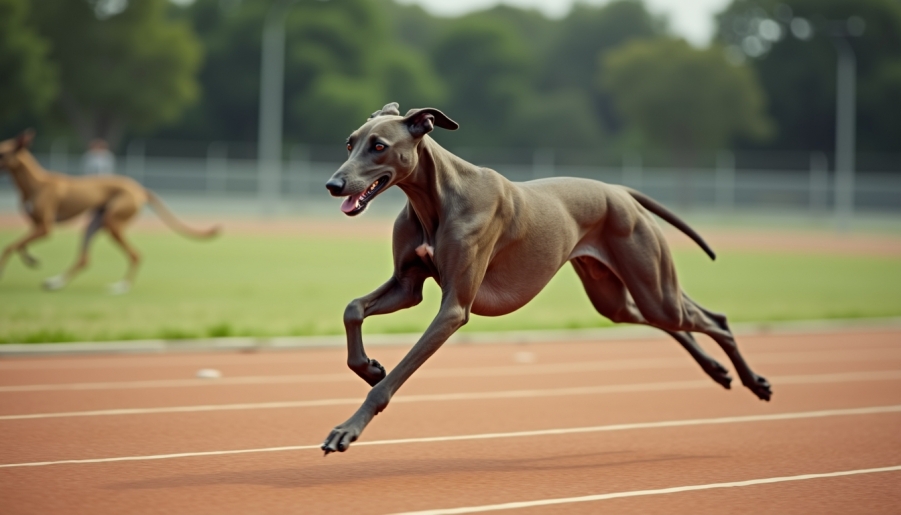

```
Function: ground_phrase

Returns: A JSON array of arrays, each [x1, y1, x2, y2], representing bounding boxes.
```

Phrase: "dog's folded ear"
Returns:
[[15, 129, 35, 150], [403, 108, 459, 138], [369, 102, 401, 119]]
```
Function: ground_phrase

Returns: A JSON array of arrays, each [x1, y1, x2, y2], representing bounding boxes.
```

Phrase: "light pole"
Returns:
[[827, 18, 865, 230], [790, 16, 864, 230], [257, 0, 300, 214]]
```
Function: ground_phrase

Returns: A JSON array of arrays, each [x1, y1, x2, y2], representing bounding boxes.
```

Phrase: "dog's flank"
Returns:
[[0, 129, 219, 292], [320, 103, 770, 455]]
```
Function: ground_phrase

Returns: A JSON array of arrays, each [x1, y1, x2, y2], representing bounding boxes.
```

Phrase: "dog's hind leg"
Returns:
[[680, 295, 771, 400], [603, 228, 771, 401], [103, 197, 141, 294], [43, 209, 105, 291], [571, 257, 732, 389]]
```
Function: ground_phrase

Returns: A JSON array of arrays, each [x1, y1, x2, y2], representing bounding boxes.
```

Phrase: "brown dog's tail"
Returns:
[[626, 188, 716, 261], [146, 191, 221, 239]]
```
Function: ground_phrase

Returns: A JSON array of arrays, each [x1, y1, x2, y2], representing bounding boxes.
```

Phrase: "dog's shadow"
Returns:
[[106, 450, 720, 491]]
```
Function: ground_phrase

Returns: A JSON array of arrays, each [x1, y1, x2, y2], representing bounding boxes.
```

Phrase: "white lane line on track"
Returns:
[[389, 465, 901, 515], [1, 404, 899, 469], [2, 370, 900, 421], [3, 348, 900, 393]]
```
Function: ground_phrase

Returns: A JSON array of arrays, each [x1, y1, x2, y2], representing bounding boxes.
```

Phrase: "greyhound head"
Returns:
[[325, 103, 458, 216], [0, 129, 35, 172]]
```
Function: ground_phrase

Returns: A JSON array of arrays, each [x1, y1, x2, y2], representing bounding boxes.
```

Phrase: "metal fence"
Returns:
[[3, 141, 900, 218]]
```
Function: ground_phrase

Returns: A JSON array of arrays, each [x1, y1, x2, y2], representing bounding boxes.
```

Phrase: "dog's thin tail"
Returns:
[[145, 190, 221, 239], [626, 188, 716, 261]]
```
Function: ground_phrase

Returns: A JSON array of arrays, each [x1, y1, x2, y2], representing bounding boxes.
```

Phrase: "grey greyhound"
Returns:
[[321, 103, 771, 455]]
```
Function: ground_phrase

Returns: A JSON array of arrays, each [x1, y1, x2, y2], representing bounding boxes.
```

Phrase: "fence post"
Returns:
[[715, 150, 735, 212], [50, 138, 68, 173], [258, 156, 281, 215], [622, 152, 642, 189], [809, 152, 829, 215], [206, 142, 228, 196], [834, 154, 855, 232], [289, 144, 310, 196], [126, 140, 145, 185], [532, 148, 554, 180]]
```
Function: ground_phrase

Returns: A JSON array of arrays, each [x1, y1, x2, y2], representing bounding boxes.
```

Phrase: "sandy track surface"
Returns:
[[1, 329, 899, 514]]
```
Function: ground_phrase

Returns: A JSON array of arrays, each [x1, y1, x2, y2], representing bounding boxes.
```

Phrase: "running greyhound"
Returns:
[[321, 103, 771, 454], [0, 130, 219, 293]]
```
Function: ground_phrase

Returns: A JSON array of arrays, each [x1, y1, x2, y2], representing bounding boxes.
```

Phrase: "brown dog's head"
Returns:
[[0, 129, 35, 172], [325, 103, 458, 216]]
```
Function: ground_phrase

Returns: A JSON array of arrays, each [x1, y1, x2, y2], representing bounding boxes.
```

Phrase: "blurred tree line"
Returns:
[[1, 0, 899, 163]]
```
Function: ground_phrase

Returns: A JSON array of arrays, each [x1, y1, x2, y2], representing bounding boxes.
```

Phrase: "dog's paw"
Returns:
[[42, 275, 67, 291], [108, 280, 131, 295], [744, 374, 772, 401], [704, 360, 733, 390], [321, 413, 370, 456], [20, 254, 40, 269], [350, 358, 387, 387]]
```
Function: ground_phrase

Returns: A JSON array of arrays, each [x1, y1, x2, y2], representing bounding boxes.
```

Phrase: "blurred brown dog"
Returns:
[[0, 130, 220, 293]]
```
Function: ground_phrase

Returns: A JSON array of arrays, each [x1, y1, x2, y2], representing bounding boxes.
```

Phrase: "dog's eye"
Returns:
[[346, 143, 352, 152], [374, 143, 386, 152]]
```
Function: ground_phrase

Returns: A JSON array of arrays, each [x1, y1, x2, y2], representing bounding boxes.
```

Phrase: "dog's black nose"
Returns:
[[325, 178, 345, 196]]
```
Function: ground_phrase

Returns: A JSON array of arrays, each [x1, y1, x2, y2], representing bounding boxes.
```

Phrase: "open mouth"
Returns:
[[340, 175, 390, 216]]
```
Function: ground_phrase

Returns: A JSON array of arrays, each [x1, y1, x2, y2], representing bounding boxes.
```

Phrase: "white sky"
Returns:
[[395, 0, 732, 46]]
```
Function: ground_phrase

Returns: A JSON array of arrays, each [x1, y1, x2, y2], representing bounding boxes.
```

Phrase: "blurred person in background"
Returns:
[[82, 139, 115, 175]]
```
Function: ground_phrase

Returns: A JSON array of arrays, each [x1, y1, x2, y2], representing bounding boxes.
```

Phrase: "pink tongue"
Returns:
[[341, 193, 363, 213]]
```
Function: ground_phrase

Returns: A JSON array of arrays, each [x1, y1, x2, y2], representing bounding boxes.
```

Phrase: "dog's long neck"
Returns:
[[7, 150, 48, 199], [398, 137, 475, 238]]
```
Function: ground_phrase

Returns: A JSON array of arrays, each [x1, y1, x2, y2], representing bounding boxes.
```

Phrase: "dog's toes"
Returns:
[[22, 256, 39, 269], [351, 358, 387, 387], [745, 375, 772, 401], [702, 360, 732, 390], [321, 427, 359, 456], [365, 359, 387, 386]]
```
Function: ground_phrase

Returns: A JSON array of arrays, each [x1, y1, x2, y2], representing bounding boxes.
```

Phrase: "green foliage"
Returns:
[[543, 0, 663, 135], [715, 0, 901, 152], [602, 38, 773, 158], [0, 0, 57, 125], [29, 0, 202, 145]]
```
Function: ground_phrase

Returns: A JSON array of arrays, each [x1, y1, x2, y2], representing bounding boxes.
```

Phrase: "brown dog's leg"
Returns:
[[103, 196, 141, 293], [571, 257, 732, 389], [0, 224, 50, 279], [48, 209, 105, 289]]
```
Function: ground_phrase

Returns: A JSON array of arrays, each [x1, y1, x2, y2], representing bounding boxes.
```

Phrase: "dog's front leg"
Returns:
[[344, 272, 426, 386], [0, 224, 50, 278], [323, 298, 470, 455]]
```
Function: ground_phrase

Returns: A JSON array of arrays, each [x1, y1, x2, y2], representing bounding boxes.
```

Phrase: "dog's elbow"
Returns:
[[343, 300, 364, 326]]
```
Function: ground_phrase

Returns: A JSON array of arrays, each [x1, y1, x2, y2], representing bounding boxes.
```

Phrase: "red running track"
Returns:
[[0, 329, 900, 514]]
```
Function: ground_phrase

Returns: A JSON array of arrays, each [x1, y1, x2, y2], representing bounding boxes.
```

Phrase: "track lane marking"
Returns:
[[389, 465, 901, 514], [3, 348, 901, 393], [2, 370, 900, 421], [1, 404, 899, 469]]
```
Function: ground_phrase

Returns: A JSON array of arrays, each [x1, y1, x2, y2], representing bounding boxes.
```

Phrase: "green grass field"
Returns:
[[1, 227, 900, 343]]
